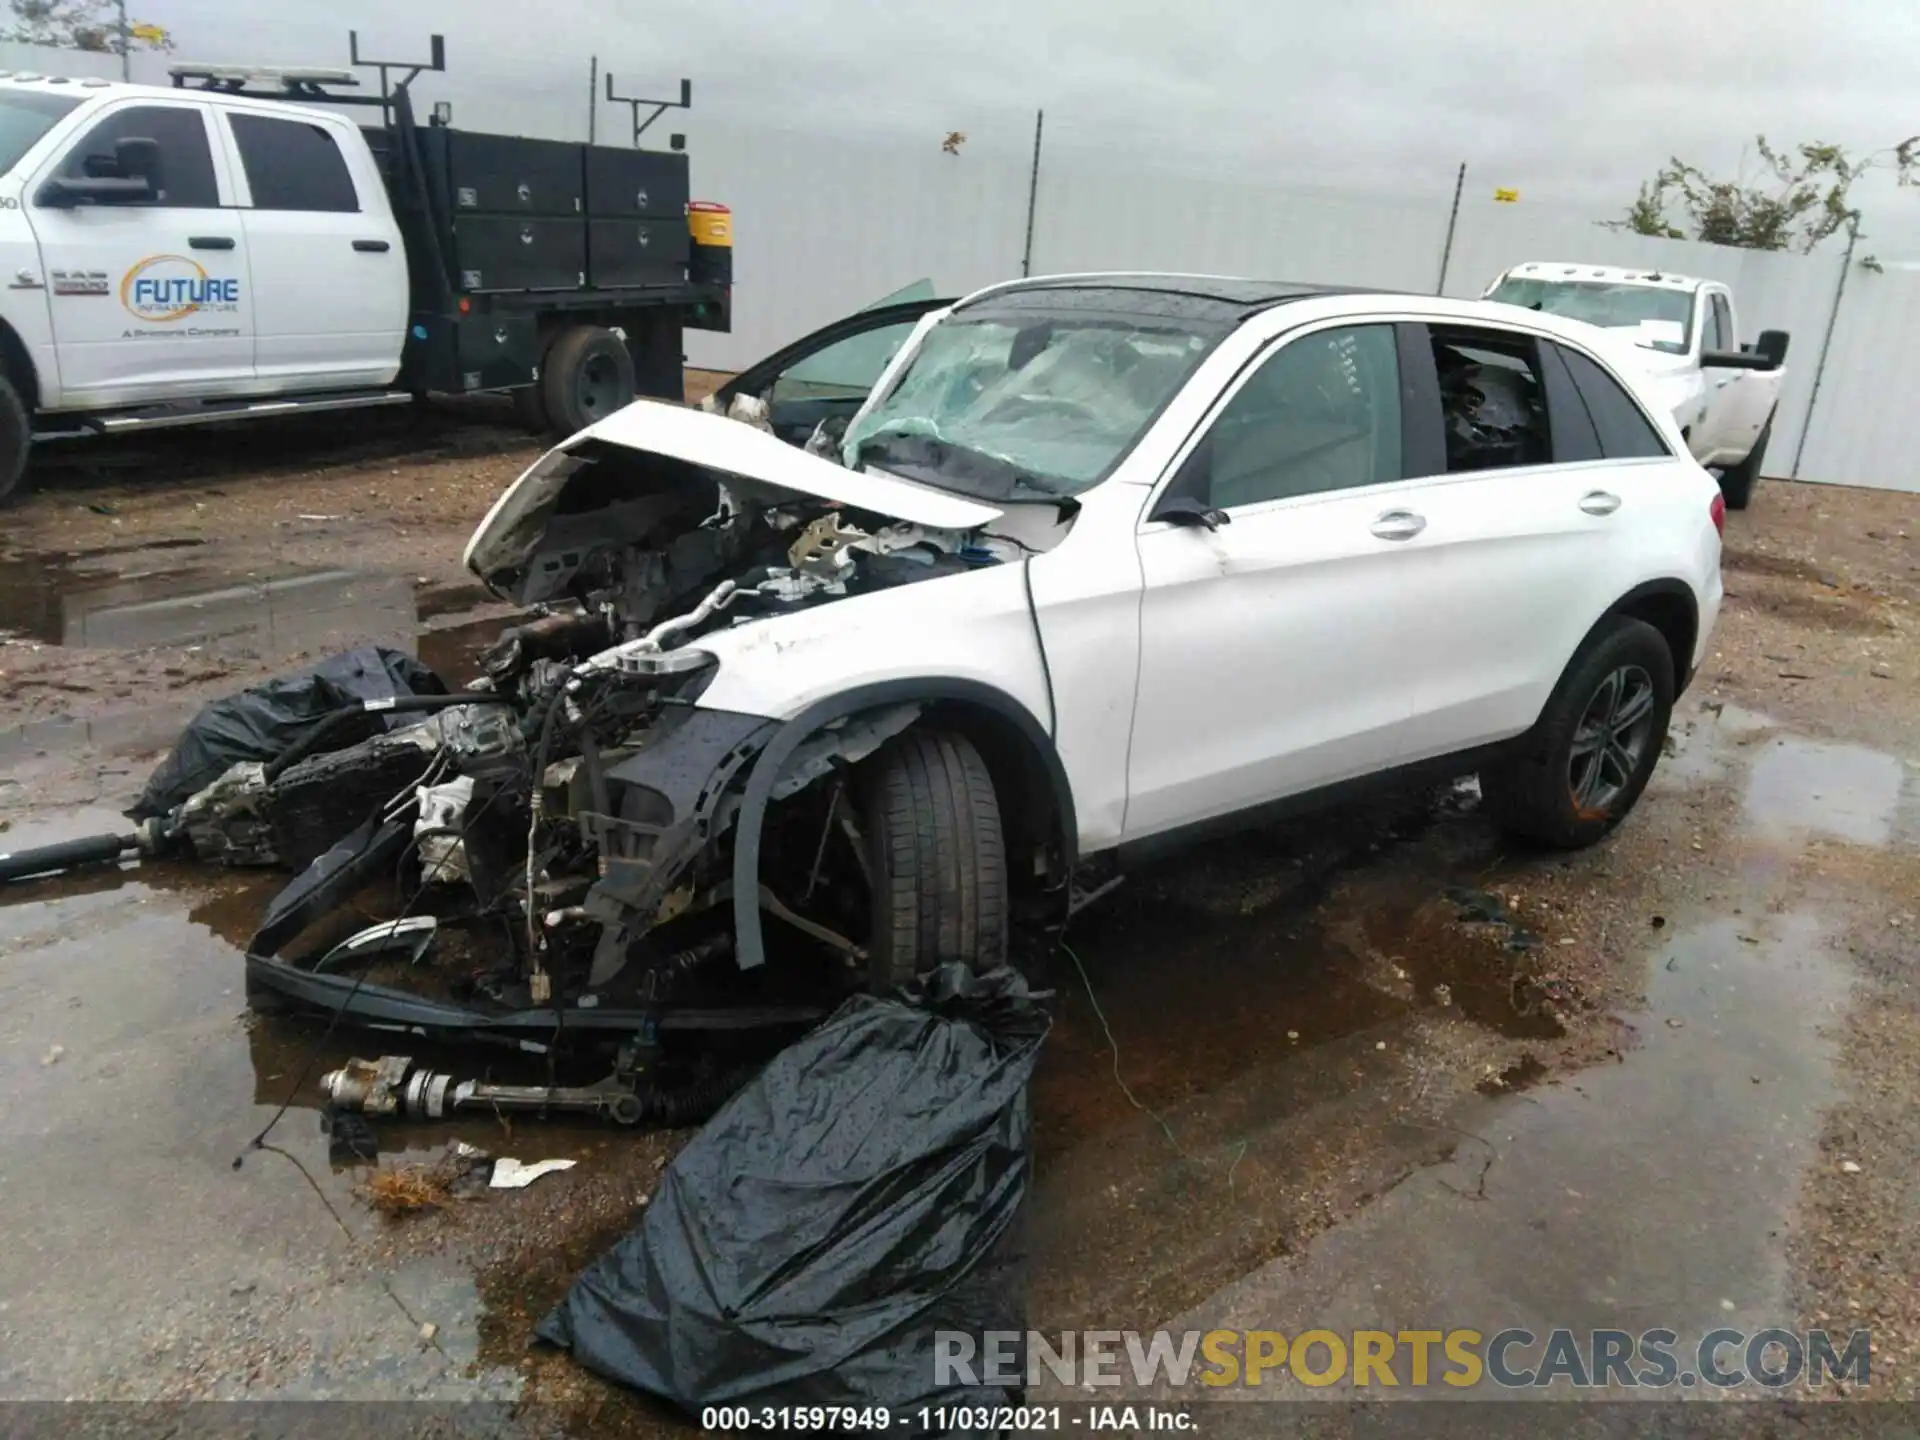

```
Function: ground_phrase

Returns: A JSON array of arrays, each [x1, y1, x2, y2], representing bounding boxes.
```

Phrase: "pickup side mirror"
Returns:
[[1701, 344, 1784, 373], [1754, 329, 1789, 367], [37, 135, 162, 209], [1154, 495, 1231, 531]]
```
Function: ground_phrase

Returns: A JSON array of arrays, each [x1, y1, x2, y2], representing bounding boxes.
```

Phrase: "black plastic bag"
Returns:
[[536, 963, 1050, 1422], [129, 647, 444, 820]]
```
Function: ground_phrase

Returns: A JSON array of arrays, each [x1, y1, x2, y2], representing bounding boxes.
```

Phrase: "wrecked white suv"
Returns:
[[244, 274, 1723, 1055]]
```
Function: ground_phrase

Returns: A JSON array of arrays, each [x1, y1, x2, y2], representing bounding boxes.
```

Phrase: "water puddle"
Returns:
[[1066, 907, 1851, 1400], [1743, 734, 1908, 847]]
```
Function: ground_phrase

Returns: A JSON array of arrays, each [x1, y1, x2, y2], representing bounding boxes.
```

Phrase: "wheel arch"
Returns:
[[728, 679, 1078, 970], [1597, 579, 1699, 695], [0, 315, 41, 412]]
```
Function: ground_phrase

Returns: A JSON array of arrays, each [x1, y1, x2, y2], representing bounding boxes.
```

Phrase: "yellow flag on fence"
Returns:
[[1492, 188, 1520, 203], [130, 22, 170, 43]]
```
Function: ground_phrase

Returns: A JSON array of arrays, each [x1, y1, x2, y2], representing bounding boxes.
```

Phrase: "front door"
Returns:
[[27, 100, 252, 407], [714, 295, 953, 447], [1125, 320, 1433, 840]]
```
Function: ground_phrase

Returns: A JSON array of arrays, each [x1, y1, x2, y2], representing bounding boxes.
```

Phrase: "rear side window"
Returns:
[[1555, 346, 1672, 459], [59, 104, 218, 209], [229, 114, 359, 213], [1428, 326, 1550, 472]]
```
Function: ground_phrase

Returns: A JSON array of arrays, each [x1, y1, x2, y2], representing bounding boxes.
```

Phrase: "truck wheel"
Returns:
[[860, 729, 1008, 992], [1717, 412, 1772, 511], [1479, 616, 1675, 850], [541, 326, 635, 436], [0, 374, 32, 506]]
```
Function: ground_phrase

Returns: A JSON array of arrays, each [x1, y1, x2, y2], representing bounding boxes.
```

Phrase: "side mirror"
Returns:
[[37, 173, 155, 208], [1700, 348, 1781, 373], [113, 135, 163, 189], [1755, 329, 1789, 368], [1154, 495, 1231, 531]]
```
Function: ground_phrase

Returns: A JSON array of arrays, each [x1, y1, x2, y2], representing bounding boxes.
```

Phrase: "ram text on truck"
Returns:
[[1484, 263, 1787, 509], [0, 33, 731, 502]]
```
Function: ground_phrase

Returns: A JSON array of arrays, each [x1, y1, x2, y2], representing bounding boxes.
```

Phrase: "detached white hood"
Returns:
[[464, 400, 1004, 594]]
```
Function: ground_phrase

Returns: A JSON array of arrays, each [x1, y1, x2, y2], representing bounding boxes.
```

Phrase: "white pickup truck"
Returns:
[[1484, 262, 1787, 509], [0, 33, 733, 502]]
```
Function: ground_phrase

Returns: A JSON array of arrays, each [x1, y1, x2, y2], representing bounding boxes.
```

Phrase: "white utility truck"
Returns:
[[0, 32, 733, 501], [1485, 262, 1787, 509]]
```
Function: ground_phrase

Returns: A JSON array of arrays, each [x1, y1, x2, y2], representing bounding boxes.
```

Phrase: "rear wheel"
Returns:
[[541, 325, 636, 436], [859, 729, 1008, 992], [0, 375, 32, 506], [1480, 616, 1675, 849], [1717, 412, 1772, 511]]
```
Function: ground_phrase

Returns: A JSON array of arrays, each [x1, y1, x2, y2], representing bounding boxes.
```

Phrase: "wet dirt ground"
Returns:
[[2, 426, 1918, 1428]]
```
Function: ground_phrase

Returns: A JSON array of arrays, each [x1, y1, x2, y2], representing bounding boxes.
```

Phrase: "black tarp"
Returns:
[[535, 963, 1049, 1423], [129, 647, 444, 820]]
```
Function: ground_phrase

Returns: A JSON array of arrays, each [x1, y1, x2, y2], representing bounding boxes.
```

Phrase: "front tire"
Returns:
[[541, 325, 636, 436], [1480, 616, 1675, 849], [860, 729, 1008, 992], [0, 375, 32, 506], [1717, 412, 1772, 511]]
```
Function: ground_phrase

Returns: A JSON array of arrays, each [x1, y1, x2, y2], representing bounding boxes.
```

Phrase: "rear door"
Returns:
[[25, 99, 253, 406], [217, 107, 407, 391], [1388, 321, 1679, 760], [714, 295, 953, 447]]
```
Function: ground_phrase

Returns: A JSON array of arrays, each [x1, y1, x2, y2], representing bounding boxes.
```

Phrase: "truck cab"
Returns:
[[1484, 262, 1788, 507], [0, 73, 407, 414]]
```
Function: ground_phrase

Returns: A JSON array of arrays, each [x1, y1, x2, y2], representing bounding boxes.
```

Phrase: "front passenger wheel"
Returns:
[[1480, 616, 1675, 849]]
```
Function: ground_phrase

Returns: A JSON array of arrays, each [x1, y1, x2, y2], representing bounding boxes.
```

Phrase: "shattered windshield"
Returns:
[[1486, 278, 1694, 356], [841, 306, 1225, 500]]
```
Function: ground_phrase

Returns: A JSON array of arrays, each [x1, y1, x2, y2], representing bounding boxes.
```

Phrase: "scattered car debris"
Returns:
[[491, 1158, 578, 1189], [355, 1161, 457, 1218], [536, 963, 1047, 1413]]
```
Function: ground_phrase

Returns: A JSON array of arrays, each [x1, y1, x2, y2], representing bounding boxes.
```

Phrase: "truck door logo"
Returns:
[[121, 254, 240, 321]]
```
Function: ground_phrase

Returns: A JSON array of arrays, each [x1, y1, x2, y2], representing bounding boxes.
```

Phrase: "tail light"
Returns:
[[1709, 491, 1725, 535]]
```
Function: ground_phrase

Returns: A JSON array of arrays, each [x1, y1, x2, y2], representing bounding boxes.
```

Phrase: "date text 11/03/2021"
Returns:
[[699, 1406, 1192, 1432]]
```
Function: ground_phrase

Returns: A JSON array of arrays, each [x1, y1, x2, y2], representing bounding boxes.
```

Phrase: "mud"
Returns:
[[0, 454, 1916, 1419]]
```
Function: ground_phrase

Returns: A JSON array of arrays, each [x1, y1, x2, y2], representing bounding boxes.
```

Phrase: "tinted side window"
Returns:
[[1429, 326, 1550, 472], [60, 105, 218, 208], [229, 115, 359, 213], [1538, 343, 1602, 464], [1709, 293, 1734, 351], [1558, 347, 1672, 459], [1188, 325, 1402, 509]]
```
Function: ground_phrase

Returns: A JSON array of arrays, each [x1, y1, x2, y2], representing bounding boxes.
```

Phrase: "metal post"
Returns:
[[1020, 109, 1045, 278], [1789, 213, 1860, 481], [587, 57, 598, 143], [1434, 162, 1466, 295], [116, 0, 130, 80]]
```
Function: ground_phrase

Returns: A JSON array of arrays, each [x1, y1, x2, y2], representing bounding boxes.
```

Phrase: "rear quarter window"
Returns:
[[1554, 345, 1672, 460]]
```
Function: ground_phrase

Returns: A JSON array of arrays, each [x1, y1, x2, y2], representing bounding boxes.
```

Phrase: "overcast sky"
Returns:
[[105, 0, 1920, 250]]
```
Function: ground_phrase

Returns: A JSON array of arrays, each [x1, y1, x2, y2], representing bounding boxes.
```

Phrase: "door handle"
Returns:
[[1579, 490, 1622, 516], [1369, 509, 1426, 541], [188, 236, 234, 250], [353, 239, 392, 253]]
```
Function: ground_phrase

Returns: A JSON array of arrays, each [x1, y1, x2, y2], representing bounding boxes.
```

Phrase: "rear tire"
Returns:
[[1717, 412, 1772, 511], [860, 729, 1008, 992], [541, 325, 636, 436], [0, 375, 32, 506], [1480, 616, 1675, 849]]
